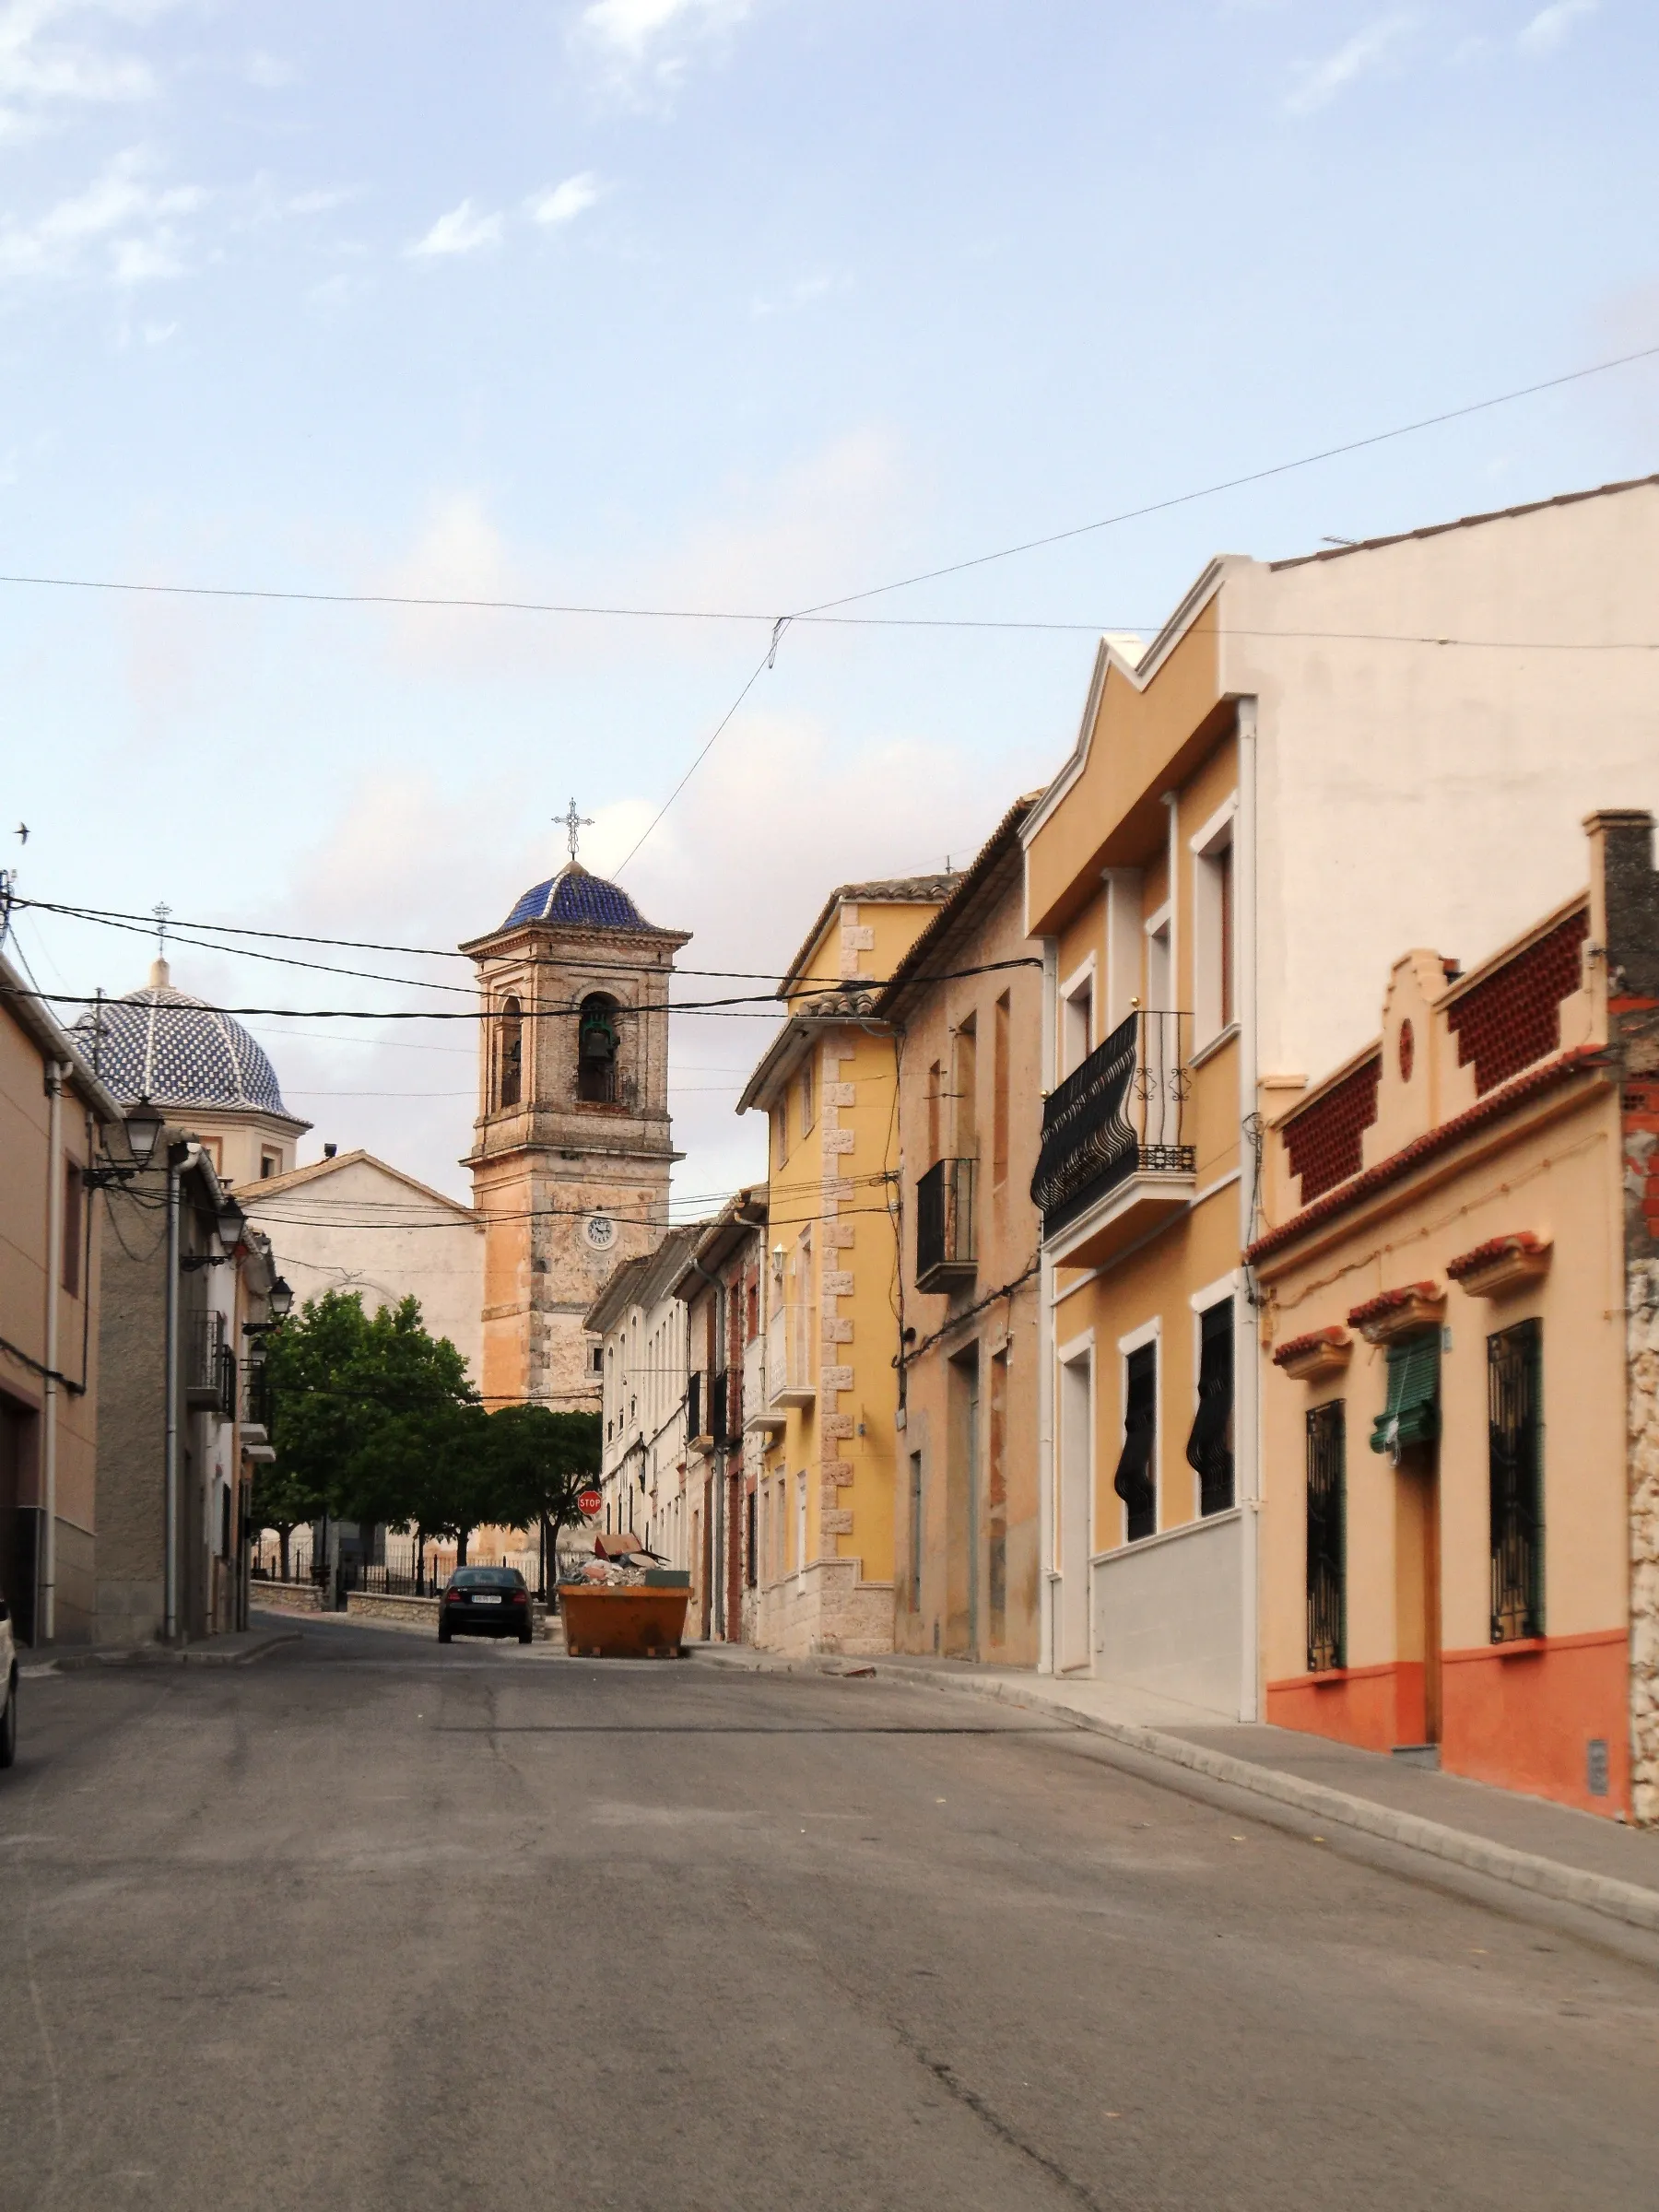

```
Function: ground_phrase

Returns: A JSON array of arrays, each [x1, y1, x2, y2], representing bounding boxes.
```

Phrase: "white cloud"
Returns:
[[579, 0, 752, 59], [0, 147, 204, 284], [526, 171, 603, 227], [0, 0, 171, 140], [1518, 0, 1596, 54], [750, 271, 837, 319], [406, 197, 502, 260], [244, 48, 297, 88], [1284, 13, 1414, 116]]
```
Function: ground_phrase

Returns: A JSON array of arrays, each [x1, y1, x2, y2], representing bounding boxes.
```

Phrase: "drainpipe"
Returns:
[[1037, 937, 1058, 1675], [41, 1061, 67, 1643], [685, 1244, 725, 1641], [163, 1140, 188, 1643], [1236, 696, 1261, 1724]]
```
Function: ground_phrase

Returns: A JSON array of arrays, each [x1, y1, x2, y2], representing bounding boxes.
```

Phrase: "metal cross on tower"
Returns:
[[559, 798, 594, 864], [152, 900, 173, 955]]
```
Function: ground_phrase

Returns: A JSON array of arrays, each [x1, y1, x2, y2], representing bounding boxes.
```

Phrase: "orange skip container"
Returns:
[[558, 1584, 691, 1659]]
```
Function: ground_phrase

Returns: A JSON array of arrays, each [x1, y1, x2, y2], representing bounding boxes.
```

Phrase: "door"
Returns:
[[0, 1397, 39, 1647], [1058, 1352, 1093, 1672]]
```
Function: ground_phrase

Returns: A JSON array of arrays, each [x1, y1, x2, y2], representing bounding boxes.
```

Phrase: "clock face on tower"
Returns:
[[584, 1213, 618, 1252]]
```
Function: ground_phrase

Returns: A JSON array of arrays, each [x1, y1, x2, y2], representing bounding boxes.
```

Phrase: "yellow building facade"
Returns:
[[738, 875, 956, 1656]]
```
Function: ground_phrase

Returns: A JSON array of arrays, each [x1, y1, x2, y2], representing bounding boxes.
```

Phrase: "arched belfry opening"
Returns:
[[460, 841, 689, 1414], [576, 993, 621, 1103], [498, 994, 524, 1108]]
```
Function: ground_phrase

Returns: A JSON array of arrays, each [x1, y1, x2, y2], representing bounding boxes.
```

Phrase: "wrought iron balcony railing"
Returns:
[[916, 1157, 977, 1292], [185, 1310, 236, 1416], [1030, 1009, 1194, 1241]]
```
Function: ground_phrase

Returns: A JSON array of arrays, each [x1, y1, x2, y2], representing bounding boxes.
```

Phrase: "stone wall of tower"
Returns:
[[464, 913, 688, 1414]]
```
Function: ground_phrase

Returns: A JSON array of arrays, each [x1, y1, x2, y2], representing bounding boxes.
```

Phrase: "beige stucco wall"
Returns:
[[890, 858, 1044, 1665], [242, 1153, 485, 1384], [1230, 479, 1659, 1092]]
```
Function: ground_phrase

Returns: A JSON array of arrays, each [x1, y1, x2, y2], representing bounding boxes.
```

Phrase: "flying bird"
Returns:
[[14, 824, 26, 844]]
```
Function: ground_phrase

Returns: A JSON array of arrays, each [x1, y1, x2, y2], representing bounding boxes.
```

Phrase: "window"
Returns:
[[951, 1017, 977, 1157], [1370, 1333, 1440, 1458], [1114, 1343, 1158, 1542], [1488, 1319, 1543, 1642], [260, 1149, 280, 1180], [745, 1273, 759, 1343], [992, 992, 1010, 1186], [926, 1062, 943, 1161], [772, 1101, 788, 1168], [1145, 910, 1171, 1015], [1191, 800, 1237, 1047], [1186, 1300, 1234, 1515], [1061, 975, 1093, 1077], [1306, 1401, 1346, 1672], [746, 1488, 758, 1590], [62, 1158, 83, 1299], [498, 996, 524, 1108], [576, 994, 619, 1103], [800, 1056, 815, 1135], [589, 1343, 604, 1375]]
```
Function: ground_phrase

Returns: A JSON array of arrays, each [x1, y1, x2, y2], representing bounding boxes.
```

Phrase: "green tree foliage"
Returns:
[[261, 1293, 598, 1574]]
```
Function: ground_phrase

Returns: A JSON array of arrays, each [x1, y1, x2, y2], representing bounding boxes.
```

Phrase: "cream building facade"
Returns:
[[739, 875, 957, 1656]]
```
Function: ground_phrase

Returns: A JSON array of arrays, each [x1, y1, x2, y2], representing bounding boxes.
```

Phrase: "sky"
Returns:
[[0, 0, 1655, 1216]]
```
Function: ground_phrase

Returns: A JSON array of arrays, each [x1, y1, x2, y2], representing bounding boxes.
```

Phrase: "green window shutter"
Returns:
[[1370, 1331, 1440, 1455]]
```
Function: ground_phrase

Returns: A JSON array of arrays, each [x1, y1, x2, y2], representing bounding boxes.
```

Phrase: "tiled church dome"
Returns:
[[72, 960, 291, 1114], [500, 860, 658, 933]]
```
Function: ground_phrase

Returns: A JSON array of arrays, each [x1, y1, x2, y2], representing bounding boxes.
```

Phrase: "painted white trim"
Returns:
[[1058, 952, 1098, 1080], [1057, 1324, 1097, 1366], [1189, 1269, 1242, 1314], [1144, 900, 1172, 940], [1116, 1314, 1161, 1359], [1235, 693, 1262, 1724], [1187, 1280, 1239, 1522], [1188, 793, 1238, 857], [1187, 1021, 1240, 1073], [1051, 1266, 1100, 1307], [1101, 867, 1143, 1034]]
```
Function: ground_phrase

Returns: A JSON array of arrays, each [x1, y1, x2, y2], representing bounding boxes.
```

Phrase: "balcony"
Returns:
[[185, 1311, 236, 1416], [688, 1369, 712, 1452], [706, 1369, 743, 1449], [916, 1157, 977, 1293], [1031, 1010, 1196, 1264], [765, 1302, 818, 1409]]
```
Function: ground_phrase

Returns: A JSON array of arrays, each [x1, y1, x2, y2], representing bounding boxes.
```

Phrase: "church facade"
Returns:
[[460, 858, 689, 1412]]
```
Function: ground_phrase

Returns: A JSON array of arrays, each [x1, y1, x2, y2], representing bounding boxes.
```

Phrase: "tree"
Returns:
[[249, 1458, 324, 1582], [484, 1405, 601, 1594]]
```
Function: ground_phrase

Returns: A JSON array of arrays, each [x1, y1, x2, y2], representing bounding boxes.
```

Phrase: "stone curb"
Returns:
[[691, 1644, 1659, 1937]]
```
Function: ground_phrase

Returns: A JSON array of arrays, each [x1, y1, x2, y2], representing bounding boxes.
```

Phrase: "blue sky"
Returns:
[[1, 0, 1654, 1208]]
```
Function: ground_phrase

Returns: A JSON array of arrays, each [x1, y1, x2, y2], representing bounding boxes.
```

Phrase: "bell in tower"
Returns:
[[460, 806, 690, 1412]]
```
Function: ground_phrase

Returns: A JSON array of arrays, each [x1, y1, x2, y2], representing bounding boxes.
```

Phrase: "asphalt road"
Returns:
[[3, 1618, 1657, 2212]]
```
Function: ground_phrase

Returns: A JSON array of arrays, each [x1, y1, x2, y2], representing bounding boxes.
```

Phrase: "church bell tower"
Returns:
[[461, 809, 689, 1412]]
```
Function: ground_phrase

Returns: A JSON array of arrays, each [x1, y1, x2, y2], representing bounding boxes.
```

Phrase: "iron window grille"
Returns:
[[1306, 1399, 1346, 1672], [916, 1156, 977, 1290], [1488, 1318, 1544, 1642], [687, 1369, 703, 1444], [1186, 1300, 1235, 1516], [1114, 1342, 1158, 1543]]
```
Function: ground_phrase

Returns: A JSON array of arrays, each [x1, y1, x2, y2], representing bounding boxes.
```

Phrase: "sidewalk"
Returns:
[[21, 1621, 301, 1674], [695, 1641, 1659, 1937]]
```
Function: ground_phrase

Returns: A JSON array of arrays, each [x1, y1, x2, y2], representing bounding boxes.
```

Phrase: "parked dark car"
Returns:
[[438, 1566, 535, 1644]]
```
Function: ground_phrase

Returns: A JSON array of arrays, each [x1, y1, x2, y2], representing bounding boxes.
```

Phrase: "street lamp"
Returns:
[[85, 1096, 167, 1189], [267, 1277, 293, 1320], [218, 1203, 246, 1256]]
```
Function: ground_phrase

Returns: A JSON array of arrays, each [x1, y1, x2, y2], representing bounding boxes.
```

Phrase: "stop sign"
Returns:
[[577, 1487, 602, 1518]]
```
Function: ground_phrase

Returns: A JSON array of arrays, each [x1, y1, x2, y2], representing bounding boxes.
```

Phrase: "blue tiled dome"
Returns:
[[500, 861, 657, 933], [71, 962, 291, 1115]]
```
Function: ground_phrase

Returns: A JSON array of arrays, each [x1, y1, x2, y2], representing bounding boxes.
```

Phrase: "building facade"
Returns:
[[1021, 474, 1659, 1712], [739, 875, 957, 1656], [589, 1224, 702, 1568], [878, 801, 1045, 1665], [462, 857, 688, 1415], [673, 1191, 767, 1644], [0, 943, 121, 1646], [1251, 811, 1659, 1821], [244, 1149, 484, 1386]]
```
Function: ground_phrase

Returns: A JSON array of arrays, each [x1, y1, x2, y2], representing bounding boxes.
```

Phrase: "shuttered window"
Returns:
[[1114, 1343, 1157, 1543], [1488, 1319, 1543, 1642], [1186, 1300, 1234, 1516], [1370, 1331, 1440, 1457]]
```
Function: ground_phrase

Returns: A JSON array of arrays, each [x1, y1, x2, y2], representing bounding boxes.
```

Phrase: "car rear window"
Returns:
[[451, 1568, 524, 1589]]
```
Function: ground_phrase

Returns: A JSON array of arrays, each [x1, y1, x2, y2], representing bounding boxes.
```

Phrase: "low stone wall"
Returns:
[[346, 1590, 440, 1627], [252, 1581, 323, 1614]]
